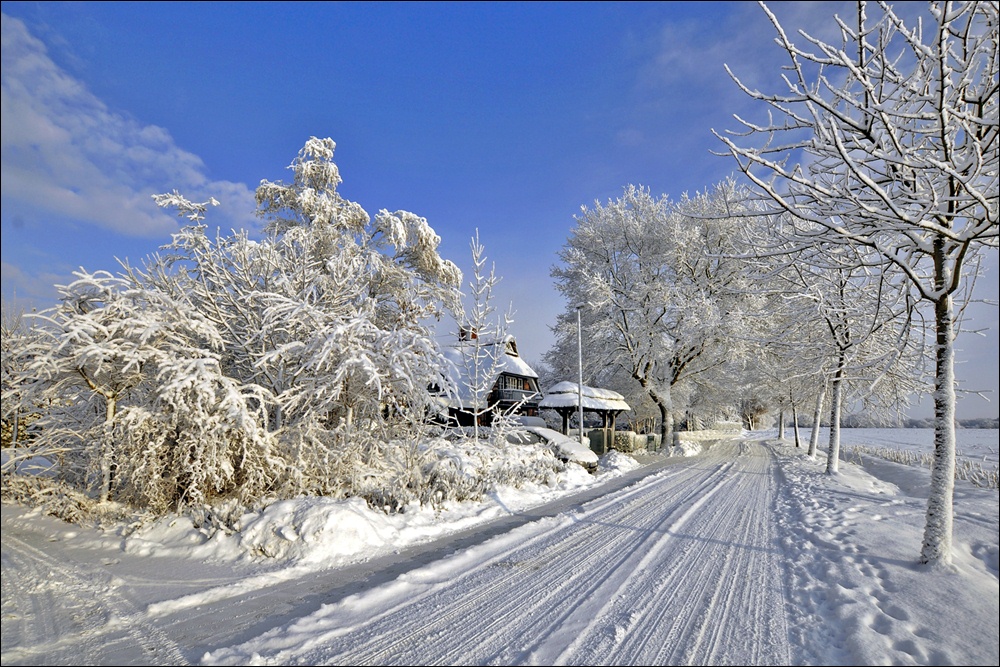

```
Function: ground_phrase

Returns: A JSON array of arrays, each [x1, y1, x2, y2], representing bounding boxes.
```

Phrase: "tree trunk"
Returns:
[[920, 290, 956, 566], [99, 394, 118, 503], [640, 379, 672, 450], [808, 384, 825, 458], [826, 359, 843, 475], [658, 400, 673, 449], [792, 403, 801, 448], [777, 410, 785, 439]]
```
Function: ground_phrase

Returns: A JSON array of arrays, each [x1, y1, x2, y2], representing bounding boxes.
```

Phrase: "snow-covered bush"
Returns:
[[106, 358, 281, 513], [3, 138, 586, 524], [2, 139, 470, 518], [612, 431, 644, 453], [588, 429, 647, 454], [350, 435, 567, 512], [3, 269, 283, 511]]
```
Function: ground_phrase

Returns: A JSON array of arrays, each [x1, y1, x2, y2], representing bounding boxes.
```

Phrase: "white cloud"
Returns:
[[0, 12, 257, 239], [0, 260, 62, 311]]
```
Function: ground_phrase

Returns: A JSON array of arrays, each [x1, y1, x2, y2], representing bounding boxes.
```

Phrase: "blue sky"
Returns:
[[2, 1, 996, 419]]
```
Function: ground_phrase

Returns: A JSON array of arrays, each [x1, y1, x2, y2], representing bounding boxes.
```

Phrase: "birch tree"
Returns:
[[153, 138, 464, 498], [251, 138, 463, 441], [715, 1, 998, 565]]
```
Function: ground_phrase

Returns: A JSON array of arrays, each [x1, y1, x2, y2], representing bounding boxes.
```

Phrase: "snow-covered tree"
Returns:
[[450, 230, 518, 444], [807, 382, 827, 458], [550, 180, 756, 446], [5, 138, 469, 516], [151, 138, 464, 499], [8, 269, 279, 509], [151, 144, 464, 445], [760, 240, 923, 472], [1, 301, 37, 449], [715, 1, 998, 564], [251, 138, 462, 438]]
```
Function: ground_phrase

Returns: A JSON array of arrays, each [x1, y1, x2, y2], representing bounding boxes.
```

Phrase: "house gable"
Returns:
[[439, 333, 540, 424]]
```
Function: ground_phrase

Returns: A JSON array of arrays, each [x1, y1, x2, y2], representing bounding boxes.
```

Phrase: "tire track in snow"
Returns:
[[544, 460, 740, 665], [218, 461, 734, 665], [1, 542, 60, 658], [550, 439, 788, 666], [0, 532, 190, 666], [204, 440, 790, 666], [327, 462, 737, 665]]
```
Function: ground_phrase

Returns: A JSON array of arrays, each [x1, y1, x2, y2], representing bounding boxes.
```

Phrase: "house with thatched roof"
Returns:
[[439, 330, 541, 426]]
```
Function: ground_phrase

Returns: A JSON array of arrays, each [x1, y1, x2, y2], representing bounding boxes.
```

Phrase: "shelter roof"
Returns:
[[539, 382, 631, 412]]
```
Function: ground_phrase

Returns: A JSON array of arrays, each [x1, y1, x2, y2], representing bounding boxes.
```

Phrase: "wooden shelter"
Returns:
[[539, 382, 631, 450]]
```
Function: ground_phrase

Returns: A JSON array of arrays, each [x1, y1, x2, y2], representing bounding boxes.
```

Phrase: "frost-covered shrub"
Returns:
[[612, 430, 643, 453], [107, 361, 282, 514], [3, 139, 467, 520], [0, 474, 131, 527], [488, 411, 531, 449], [590, 429, 653, 454], [262, 425, 566, 515], [4, 269, 281, 508], [361, 436, 565, 512]]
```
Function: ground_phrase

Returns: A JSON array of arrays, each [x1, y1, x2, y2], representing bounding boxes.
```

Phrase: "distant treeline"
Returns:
[[839, 415, 999, 429], [777, 415, 998, 429]]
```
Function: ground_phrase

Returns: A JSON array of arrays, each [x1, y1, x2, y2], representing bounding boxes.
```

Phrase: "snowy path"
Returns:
[[203, 437, 790, 666], [2, 437, 792, 666], [5, 432, 998, 666], [0, 527, 190, 665]]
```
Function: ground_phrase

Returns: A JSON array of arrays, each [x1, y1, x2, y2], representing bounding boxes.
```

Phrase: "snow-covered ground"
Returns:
[[2, 428, 997, 666]]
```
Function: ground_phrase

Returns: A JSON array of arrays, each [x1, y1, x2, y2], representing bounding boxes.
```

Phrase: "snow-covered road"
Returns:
[[4, 438, 792, 665], [6, 432, 997, 666], [202, 438, 789, 665]]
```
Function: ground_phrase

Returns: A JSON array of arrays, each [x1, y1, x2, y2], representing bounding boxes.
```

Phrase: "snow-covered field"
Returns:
[[2, 428, 997, 666], [798, 425, 997, 461], [834, 427, 999, 459]]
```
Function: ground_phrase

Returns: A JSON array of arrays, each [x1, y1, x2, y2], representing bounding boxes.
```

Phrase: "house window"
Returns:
[[498, 375, 528, 391], [494, 375, 538, 397]]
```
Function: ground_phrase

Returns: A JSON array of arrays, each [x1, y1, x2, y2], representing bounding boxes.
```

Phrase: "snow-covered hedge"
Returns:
[[713, 421, 743, 432], [345, 436, 568, 514], [587, 430, 658, 454], [675, 429, 744, 442]]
